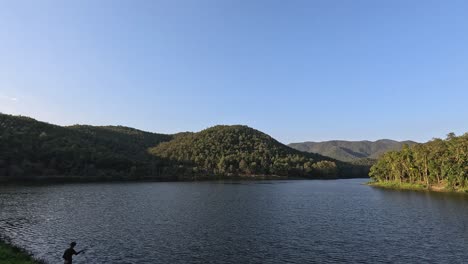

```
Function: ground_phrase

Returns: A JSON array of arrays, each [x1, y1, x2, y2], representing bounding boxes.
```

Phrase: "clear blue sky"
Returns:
[[1, 0, 467, 143]]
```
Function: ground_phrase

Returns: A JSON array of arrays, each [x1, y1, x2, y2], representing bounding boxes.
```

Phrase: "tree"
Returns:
[[370, 132, 468, 191]]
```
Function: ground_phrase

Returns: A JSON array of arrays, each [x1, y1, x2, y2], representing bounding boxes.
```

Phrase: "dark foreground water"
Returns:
[[1, 179, 468, 263]]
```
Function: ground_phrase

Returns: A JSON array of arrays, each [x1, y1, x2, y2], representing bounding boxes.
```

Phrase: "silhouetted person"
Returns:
[[63, 242, 84, 264]]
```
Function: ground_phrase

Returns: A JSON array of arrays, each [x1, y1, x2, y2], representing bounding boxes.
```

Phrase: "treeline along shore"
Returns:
[[369, 133, 468, 193], [0, 113, 371, 182]]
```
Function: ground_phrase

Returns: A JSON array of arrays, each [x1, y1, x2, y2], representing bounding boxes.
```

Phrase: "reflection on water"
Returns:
[[1, 179, 468, 263]]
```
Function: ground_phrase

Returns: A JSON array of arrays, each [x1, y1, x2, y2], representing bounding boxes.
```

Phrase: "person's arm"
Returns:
[[71, 249, 81, 255]]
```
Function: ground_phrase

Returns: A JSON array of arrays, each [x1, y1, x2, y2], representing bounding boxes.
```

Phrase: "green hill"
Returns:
[[0, 113, 172, 180], [149, 125, 349, 179], [289, 139, 417, 162]]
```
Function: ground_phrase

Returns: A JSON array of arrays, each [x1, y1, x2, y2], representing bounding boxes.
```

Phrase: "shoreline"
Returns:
[[0, 238, 46, 264], [0, 175, 369, 185], [367, 181, 468, 194]]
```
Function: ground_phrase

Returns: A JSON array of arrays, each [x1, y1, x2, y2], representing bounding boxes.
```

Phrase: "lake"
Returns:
[[1, 179, 467, 263]]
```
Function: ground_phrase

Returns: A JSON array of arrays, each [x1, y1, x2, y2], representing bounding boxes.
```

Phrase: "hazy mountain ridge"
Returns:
[[289, 139, 418, 162]]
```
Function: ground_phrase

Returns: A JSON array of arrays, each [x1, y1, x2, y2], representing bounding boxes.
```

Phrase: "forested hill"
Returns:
[[289, 139, 417, 162], [149, 125, 362, 179], [369, 133, 467, 192], [0, 113, 172, 180], [67, 124, 173, 160], [0, 113, 368, 181]]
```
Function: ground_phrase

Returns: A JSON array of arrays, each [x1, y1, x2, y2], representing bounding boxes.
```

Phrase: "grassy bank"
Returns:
[[368, 181, 468, 193], [0, 240, 45, 264]]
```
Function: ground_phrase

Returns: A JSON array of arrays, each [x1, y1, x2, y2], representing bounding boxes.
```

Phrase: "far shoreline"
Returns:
[[0, 174, 369, 185], [367, 181, 468, 194]]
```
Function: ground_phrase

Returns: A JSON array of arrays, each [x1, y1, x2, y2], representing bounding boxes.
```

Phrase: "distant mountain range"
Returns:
[[288, 139, 418, 162]]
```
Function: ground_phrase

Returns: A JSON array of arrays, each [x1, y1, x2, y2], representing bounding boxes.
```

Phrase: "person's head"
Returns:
[[70, 242, 77, 248]]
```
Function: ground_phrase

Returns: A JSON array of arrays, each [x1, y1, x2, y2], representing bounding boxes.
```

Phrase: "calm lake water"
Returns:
[[1, 179, 467, 263]]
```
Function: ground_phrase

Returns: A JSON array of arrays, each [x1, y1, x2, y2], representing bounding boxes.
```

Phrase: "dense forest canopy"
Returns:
[[0, 113, 172, 180], [369, 133, 468, 191], [0, 113, 369, 181], [149, 125, 352, 178]]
